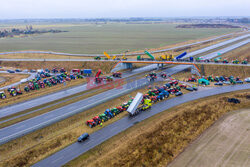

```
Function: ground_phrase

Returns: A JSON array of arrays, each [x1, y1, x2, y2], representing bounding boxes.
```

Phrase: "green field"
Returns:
[[0, 23, 240, 54]]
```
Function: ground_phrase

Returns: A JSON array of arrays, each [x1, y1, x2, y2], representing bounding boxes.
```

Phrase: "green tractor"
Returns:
[[99, 114, 108, 122], [33, 82, 40, 90], [232, 59, 239, 64], [222, 59, 228, 63], [207, 75, 214, 82], [147, 91, 156, 96], [214, 57, 221, 63], [111, 108, 120, 116], [94, 56, 101, 60], [106, 76, 113, 82], [242, 60, 248, 64]]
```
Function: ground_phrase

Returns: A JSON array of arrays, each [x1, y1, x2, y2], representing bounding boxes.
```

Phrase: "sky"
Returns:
[[0, 0, 249, 19]]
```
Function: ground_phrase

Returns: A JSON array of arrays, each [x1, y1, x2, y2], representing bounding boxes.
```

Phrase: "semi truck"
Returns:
[[127, 92, 143, 116]]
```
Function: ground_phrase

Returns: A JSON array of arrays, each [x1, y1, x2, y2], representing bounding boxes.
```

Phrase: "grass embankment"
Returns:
[[0, 61, 116, 73], [66, 90, 250, 167], [217, 43, 250, 61], [0, 73, 29, 87], [0, 81, 189, 167], [197, 64, 250, 78], [172, 64, 250, 81]]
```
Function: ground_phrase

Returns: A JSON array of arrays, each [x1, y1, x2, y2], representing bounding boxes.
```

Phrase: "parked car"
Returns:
[[228, 98, 240, 104], [30, 69, 36, 73], [8, 70, 15, 73], [77, 133, 89, 142], [214, 82, 223, 86], [236, 80, 243, 84], [186, 87, 194, 91], [245, 77, 250, 83], [192, 87, 198, 91], [15, 69, 22, 72], [175, 91, 183, 96]]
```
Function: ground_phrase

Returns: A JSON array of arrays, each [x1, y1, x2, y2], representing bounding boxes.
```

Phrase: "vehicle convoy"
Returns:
[[85, 79, 184, 128]]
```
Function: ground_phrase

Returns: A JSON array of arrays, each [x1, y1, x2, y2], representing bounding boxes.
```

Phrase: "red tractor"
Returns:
[[179, 84, 187, 88], [160, 72, 167, 79], [150, 96, 158, 103], [169, 80, 178, 85], [86, 119, 97, 128], [112, 72, 122, 78], [187, 77, 197, 82]]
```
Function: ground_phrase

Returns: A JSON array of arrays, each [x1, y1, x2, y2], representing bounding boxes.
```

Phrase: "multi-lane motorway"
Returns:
[[33, 83, 250, 167], [0, 32, 249, 144], [1, 32, 249, 118], [0, 65, 191, 145]]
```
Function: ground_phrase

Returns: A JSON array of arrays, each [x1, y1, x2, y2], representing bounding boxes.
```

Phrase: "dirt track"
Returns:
[[169, 108, 250, 167]]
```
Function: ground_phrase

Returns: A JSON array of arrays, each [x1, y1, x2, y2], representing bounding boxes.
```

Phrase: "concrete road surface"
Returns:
[[33, 84, 250, 167]]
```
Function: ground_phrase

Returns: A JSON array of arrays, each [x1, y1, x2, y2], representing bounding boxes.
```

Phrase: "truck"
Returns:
[[175, 52, 187, 61], [127, 92, 143, 116], [144, 51, 155, 60]]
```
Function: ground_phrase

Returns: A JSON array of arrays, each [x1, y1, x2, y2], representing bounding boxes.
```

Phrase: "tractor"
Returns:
[[95, 69, 103, 83], [60, 68, 66, 73], [94, 56, 101, 60], [0, 92, 6, 99], [99, 114, 109, 122], [92, 116, 101, 125], [86, 119, 97, 128], [222, 59, 229, 63], [160, 72, 167, 79], [24, 86, 30, 92], [112, 72, 122, 78], [242, 60, 248, 64], [111, 108, 120, 116], [104, 109, 114, 119], [187, 77, 196, 82], [169, 80, 178, 85], [106, 76, 113, 82], [207, 75, 214, 82], [52, 68, 58, 73], [232, 59, 240, 64]]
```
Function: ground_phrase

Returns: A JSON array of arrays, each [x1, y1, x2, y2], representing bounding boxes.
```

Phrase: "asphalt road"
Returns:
[[33, 83, 250, 167], [0, 31, 247, 57], [182, 33, 250, 59], [0, 71, 36, 90], [0, 64, 159, 118], [0, 65, 191, 145]]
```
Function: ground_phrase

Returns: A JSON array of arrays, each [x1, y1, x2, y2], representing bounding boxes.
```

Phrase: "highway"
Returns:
[[0, 65, 191, 145], [33, 83, 250, 167], [182, 33, 250, 59], [0, 31, 247, 57], [1, 32, 248, 118]]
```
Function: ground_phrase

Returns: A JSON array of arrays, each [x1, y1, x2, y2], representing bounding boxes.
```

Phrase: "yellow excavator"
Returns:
[[104, 51, 117, 60]]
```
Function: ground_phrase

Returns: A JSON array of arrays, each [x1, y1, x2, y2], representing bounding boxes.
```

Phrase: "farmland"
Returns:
[[0, 23, 240, 54]]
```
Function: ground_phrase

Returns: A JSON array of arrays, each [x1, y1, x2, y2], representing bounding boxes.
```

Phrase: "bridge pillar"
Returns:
[[111, 62, 133, 72], [191, 65, 201, 76]]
